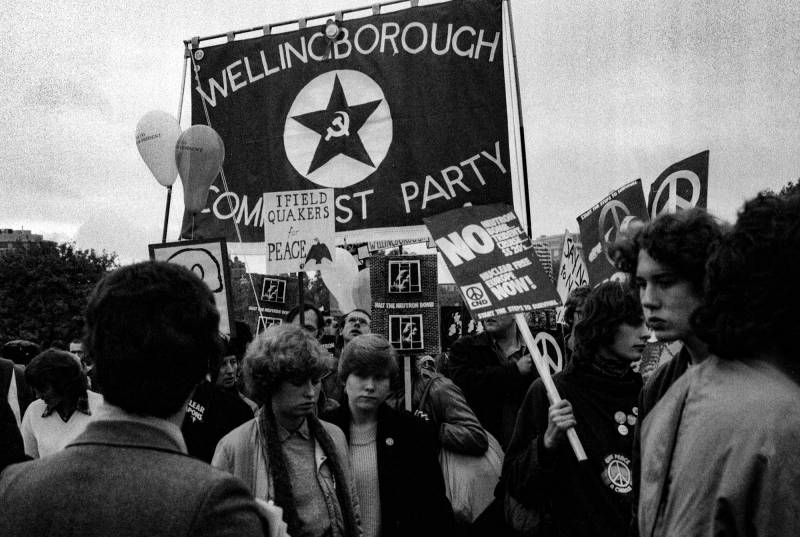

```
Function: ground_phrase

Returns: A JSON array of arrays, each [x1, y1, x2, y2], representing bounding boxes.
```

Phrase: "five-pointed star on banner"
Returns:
[[291, 74, 383, 174]]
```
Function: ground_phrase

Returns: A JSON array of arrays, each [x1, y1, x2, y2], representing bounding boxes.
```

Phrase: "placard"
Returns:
[[149, 238, 234, 336], [424, 204, 560, 320]]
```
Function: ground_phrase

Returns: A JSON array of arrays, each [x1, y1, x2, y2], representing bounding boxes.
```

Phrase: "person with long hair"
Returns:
[[639, 192, 800, 536], [20, 348, 103, 458], [324, 334, 454, 537], [503, 282, 648, 537], [213, 324, 361, 537]]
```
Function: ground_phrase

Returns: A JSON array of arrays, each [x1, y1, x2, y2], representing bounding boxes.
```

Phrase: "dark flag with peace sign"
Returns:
[[647, 150, 709, 220], [576, 179, 650, 286]]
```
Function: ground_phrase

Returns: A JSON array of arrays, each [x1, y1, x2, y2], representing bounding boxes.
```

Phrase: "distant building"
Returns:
[[534, 233, 583, 278], [0, 229, 45, 253]]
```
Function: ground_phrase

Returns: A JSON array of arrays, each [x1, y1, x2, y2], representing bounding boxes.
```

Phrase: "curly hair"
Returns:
[[242, 323, 331, 405], [338, 333, 400, 389], [563, 285, 591, 331], [572, 281, 644, 364], [25, 349, 88, 402], [693, 192, 800, 361], [612, 208, 725, 294]]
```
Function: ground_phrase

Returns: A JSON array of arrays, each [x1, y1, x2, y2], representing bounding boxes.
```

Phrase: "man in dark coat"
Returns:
[[0, 261, 267, 537], [447, 313, 537, 449]]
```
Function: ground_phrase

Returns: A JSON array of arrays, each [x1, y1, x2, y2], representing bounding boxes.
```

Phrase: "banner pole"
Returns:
[[161, 186, 172, 243], [170, 50, 190, 242], [504, 0, 533, 234], [515, 313, 587, 462], [403, 356, 413, 412], [298, 271, 305, 309]]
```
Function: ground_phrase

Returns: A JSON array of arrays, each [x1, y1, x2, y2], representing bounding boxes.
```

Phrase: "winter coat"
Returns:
[[325, 403, 455, 537]]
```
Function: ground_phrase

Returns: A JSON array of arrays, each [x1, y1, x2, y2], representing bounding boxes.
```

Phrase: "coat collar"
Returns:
[[69, 403, 187, 454]]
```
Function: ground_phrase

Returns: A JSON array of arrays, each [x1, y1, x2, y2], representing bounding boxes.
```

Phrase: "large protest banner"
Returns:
[[648, 150, 709, 220], [181, 0, 511, 252], [577, 179, 649, 286], [424, 204, 559, 320]]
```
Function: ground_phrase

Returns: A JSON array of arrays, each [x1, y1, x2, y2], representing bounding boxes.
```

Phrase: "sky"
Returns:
[[1, 0, 798, 266]]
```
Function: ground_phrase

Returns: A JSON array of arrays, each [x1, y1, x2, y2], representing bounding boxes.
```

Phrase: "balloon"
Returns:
[[135, 111, 182, 187], [351, 269, 371, 311], [175, 125, 225, 214], [322, 248, 360, 313]]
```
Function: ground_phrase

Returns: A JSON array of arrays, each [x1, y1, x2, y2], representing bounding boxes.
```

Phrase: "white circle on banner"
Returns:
[[598, 200, 631, 266], [283, 70, 392, 188], [650, 170, 702, 219]]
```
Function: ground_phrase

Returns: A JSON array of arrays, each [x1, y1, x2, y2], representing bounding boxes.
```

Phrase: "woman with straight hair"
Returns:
[[213, 324, 361, 537], [324, 333, 454, 537], [21, 348, 103, 458]]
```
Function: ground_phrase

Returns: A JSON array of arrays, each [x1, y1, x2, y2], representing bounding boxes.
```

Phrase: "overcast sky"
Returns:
[[1, 0, 798, 264]]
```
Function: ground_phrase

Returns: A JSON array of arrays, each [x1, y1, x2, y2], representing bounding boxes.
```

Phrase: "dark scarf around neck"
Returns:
[[259, 405, 360, 537]]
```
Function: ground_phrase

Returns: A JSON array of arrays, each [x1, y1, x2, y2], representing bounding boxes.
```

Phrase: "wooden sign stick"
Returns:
[[515, 314, 587, 462]]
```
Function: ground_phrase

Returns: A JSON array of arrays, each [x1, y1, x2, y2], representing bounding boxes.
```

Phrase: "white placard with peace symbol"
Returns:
[[533, 331, 563, 374]]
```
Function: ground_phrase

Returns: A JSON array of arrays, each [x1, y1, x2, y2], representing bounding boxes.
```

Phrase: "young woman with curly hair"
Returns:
[[212, 324, 361, 537], [503, 282, 648, 537]]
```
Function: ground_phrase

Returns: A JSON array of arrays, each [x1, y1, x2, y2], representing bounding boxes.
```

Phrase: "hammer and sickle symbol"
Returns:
[[324, 111, 350, 141]]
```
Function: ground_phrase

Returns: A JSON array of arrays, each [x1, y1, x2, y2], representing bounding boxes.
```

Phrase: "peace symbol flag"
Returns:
[[180, 0, 512, 253], [576, 179, 650, 286], [647, 150, 709, 220]]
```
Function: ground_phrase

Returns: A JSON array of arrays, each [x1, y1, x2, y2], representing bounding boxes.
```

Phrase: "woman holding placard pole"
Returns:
[[503, 282, 647, 537]]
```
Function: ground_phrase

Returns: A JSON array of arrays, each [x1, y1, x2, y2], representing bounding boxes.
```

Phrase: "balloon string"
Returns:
[[187, 46, 263, 317]]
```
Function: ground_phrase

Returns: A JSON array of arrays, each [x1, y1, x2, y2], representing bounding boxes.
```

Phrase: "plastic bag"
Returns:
[[439, 431, 504, 523]]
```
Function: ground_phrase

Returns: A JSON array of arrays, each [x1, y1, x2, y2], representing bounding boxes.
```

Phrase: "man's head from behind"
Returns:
[[619, 209, 724, 342], [86, 261, 220, 418]]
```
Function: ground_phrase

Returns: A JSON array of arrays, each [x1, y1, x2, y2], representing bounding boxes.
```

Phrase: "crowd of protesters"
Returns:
[[1, 189, 798, 537]]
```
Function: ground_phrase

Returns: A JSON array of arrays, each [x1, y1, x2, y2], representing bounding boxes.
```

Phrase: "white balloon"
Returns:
[[175, 125, 225, 214], [135, 111, 182, 187], [322, 248, 360, 313], [351, 269, 371, 312]]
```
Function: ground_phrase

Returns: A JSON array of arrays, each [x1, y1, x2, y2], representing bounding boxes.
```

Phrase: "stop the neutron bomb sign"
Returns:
[[424, 204, 560, 319]]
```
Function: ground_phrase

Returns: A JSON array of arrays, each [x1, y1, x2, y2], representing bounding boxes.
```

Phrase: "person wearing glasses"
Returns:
[[323, 309, 373, 408]]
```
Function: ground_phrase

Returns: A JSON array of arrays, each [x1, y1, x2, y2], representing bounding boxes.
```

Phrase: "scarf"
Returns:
[[259, 406, 360, 537]]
